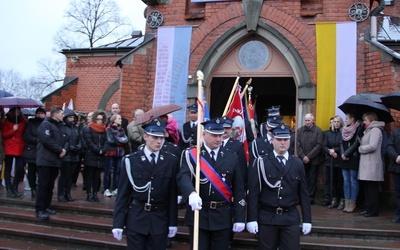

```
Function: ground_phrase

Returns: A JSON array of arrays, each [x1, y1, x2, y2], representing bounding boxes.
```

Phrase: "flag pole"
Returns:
[[193, 70, 204, 250], [240, 78, 252, 99], [222, 73, 241, 116]]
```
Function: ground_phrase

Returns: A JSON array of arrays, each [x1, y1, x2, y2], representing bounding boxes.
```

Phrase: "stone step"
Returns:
[[1, 188, 400, 249]]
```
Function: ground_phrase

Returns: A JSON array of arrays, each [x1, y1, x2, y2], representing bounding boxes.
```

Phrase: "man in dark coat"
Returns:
[[247, 124, 312, 250], [179, 103, 198, 150], [35, 106, 67, 220], [387, 127, 400, 223], [177, 117, 246, 250], [112, 118, 179, 250], [296, 113, 323, 205], [23, 107, 46, 198], [221, 116, 247, 183], [250, 107, 282, 168]]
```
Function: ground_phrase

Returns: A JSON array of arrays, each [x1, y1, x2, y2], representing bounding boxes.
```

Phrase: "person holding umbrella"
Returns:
[[2, 106, 27, 198], [358, 112, 385, 217], [340, 113, 363, 213]]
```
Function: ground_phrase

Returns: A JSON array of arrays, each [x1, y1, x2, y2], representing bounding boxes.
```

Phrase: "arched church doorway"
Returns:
[[192, 23, 314, 131], [209, 76, 296, 133]]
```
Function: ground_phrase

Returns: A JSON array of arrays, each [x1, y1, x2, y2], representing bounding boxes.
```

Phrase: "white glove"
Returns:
[[302, 223, 312, 235], [188, 193, 202, 211], [232, 222, 245, 233], [168, 226, 178, 238], [246, 221, 258, 234], [112, 228, 123, 241], [177, 195, 183, 204]]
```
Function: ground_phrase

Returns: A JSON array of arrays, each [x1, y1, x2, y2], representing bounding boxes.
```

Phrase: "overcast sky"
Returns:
[[0, 0, 146, 79]]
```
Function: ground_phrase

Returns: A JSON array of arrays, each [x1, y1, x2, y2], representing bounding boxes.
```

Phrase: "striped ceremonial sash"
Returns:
[[189, 148, 232, 203]]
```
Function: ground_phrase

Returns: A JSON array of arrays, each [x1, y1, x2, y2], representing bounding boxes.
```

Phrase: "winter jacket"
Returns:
[[2, 117, 27, 156], [296, 123, 323, 165], [358, 121, 385, 181], [82, 126, 107, 168], [105, 124, 128, 157], [23, 117, 44, 163], [340, 125, 363, 170], [61, 109, 82, 163], [322, 128, 342, 168], [36, 117, 66, 168], [387, 127, 400, 174]]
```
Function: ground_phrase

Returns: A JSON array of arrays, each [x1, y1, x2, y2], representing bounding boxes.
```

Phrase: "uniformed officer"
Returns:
[[246, 124, 312, 250], [177, 117, 246, 250], [250, 106, 282, 167], [179, 104, 198, 150], [112, 118, 179, 250], [221, 116, 247, 182]]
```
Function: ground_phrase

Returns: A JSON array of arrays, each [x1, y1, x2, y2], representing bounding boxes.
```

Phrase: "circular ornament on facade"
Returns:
[[146, 10, 164, 28], [238, 41, 269, 71], [348, 2, 369, 22]]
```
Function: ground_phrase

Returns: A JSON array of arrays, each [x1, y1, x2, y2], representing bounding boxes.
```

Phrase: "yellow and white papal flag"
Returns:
[[315, 22, 357, 130]]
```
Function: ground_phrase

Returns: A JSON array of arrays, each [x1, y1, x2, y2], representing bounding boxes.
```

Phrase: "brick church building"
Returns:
[[42, 0, 400, 199]]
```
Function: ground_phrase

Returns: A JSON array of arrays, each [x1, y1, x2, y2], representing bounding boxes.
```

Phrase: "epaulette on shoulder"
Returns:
[[125, 151, 139, 158]]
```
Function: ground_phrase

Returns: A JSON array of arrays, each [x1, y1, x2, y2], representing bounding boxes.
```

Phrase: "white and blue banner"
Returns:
[[153, 26, 192, 129]]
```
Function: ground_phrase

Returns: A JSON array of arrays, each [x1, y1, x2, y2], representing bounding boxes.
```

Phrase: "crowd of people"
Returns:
[[1, 101, 400, 249]]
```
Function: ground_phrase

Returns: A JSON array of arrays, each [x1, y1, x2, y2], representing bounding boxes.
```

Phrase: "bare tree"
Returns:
[[54, 0, 131, 49], [0, 66, 62, 100]]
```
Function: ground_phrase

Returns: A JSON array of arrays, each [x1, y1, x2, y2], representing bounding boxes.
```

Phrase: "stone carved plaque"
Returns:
[[238, 40, 269, 71]]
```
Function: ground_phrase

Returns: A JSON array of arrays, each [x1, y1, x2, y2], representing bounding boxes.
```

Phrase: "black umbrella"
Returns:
[[346, 93, 383, 103], [381, 91, 400, 111], [338, 97, 394, 123], [0, 90, 13, 98]]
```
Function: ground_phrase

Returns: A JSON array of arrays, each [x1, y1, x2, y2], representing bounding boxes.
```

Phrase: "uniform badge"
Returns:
[[45, 129, 50, 136], [141, 155, 146, 162], [238, 199, 246, 206], [201, 150, 206, 155], [160, 155, 164, 161], [222, 173, 226, 182]]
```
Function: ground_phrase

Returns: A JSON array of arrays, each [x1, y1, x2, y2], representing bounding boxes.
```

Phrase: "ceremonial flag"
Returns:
[[315, 22, 357, 130], [67, 98, 74, 110], [227, 86, 249, 163], [247, 93, 257, 139], [197, 91, 210, 122]]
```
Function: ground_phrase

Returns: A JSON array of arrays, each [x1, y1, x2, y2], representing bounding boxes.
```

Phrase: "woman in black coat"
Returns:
[[322, 115, 344, 209], [387, 127, 400, 223], [82, 110, 107, 202], [58, 109, 82, 202], [23, 107, 46, 198]]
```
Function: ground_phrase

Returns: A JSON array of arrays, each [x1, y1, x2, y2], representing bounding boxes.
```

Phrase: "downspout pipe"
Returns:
[[368, 16, 400, 60]]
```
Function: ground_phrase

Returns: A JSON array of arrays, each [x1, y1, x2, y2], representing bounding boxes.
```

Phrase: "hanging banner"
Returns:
[[153, 26, 193, 129], [315, 22, 357, 130]]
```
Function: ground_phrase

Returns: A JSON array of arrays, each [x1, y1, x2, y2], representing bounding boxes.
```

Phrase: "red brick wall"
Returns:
[[42, 81, 78, 110], [65, 56, 122, 114]]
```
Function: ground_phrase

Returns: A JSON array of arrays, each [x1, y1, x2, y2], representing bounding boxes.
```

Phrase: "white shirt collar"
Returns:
[[144, 146, 159, 162]]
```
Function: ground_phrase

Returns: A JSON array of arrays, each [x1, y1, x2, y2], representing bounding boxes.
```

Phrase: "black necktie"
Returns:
[[221, 141, 225, 148], [277, 156, 285, 167], [210, 151, 216, 165], [150, 153, 156, 171]]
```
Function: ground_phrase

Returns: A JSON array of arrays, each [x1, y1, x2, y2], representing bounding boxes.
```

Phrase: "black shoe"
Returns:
[[11, 189, 22, 198], [363, 213, 379, 217], [322, 200, 330, 206], [92, 193, 99, 202], [391, 216, 400, 223], [31, 189, 36, 199], [86, 193, 94, 202], [36, 211, 49, 220], [166, 238, 172, 248], [57, 195, 68, 202], [66, 194, 75, 202], [44, 208, 57, 215], [359, 210, 368, 215]]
